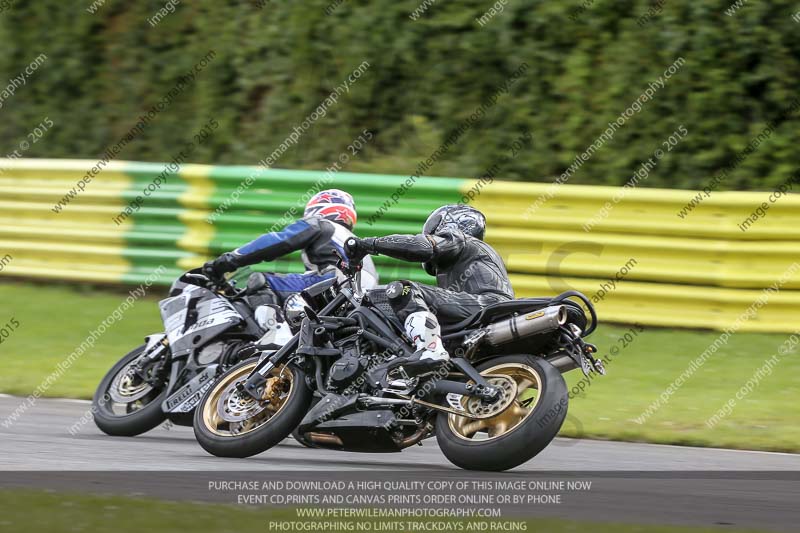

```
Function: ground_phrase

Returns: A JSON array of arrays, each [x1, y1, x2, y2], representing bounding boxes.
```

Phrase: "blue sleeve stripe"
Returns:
[[235, 220, 312, 256], [265, 272, 335, 293]]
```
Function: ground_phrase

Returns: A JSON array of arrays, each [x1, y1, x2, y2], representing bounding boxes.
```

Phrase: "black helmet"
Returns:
[[423, 204, 486, 240]]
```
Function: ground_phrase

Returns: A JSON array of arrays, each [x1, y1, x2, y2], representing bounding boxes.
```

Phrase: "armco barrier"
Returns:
[[0, 159, 798, 332]]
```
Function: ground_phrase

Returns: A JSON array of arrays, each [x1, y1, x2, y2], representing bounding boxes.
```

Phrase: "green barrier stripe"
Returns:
[[120, 161, 190, 282]]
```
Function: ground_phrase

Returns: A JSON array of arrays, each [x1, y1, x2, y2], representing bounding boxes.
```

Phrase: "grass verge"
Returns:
[[0, 490, 772, 533]]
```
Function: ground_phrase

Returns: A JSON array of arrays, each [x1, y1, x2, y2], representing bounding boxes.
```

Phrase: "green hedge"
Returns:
[[1, 0, 799, 191]]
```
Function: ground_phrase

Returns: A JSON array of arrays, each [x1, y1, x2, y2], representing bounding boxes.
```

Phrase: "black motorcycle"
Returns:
[[92, 268, 295, 436], [193, 250, 603, 471]]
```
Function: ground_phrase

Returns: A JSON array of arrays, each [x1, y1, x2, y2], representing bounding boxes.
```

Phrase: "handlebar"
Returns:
[[184, 270, 242, 297], [334, 241, 364, 278], [184, 273, 211, 284]]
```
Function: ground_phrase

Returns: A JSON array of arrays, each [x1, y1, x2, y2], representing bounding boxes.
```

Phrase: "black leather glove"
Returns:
[[202, 254, 237, 281], [344, 237, 375, 264]]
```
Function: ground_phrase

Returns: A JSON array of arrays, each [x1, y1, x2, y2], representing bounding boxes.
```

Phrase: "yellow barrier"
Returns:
[[1, 159, 798, 332], [472, 181, 800, 333]]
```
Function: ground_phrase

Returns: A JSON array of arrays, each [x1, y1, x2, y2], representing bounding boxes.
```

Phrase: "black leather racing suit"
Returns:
[[365, 229, 514, 324]]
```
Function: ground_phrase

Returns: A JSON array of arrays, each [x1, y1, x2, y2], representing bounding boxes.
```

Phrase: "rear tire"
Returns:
[[92, 345, 168, 437], [435, 355, 568, 472], [193, 359, 312, 458]]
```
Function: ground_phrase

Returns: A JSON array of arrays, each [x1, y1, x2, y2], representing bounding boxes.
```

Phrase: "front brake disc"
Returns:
[[216, 382, 271, 423], [108, 360, 154, 403]]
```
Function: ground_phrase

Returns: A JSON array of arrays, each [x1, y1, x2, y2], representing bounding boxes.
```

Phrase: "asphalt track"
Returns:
[[1, 395, 799, 531]]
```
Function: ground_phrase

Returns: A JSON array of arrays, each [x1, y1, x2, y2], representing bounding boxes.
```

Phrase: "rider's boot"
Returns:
[[390, 311, 451, 376], [370, 311, 451, 390], [367, 281, 451, 388]]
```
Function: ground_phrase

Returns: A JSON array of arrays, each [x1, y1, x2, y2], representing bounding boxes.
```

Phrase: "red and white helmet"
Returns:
[[304, 189, 357, 229]]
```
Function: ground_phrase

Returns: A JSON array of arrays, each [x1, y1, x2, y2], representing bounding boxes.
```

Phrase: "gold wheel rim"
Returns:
[[202, 361, 294, 438], [448, 363, 542, 442]]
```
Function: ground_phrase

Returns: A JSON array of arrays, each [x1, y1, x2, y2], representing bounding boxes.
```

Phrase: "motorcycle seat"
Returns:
[[367, 287, 592, 340], [439, 298, 554, 335]]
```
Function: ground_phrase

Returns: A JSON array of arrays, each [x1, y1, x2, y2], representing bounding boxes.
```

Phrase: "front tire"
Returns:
[[193, 358, 312, 458], [93, 345, 168, 437], [435, 355, 568, 472]]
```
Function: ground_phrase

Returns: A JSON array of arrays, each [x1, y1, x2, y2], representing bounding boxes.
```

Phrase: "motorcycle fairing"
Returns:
[[162, 364, 219, 413], [159, 285, 243, 357]]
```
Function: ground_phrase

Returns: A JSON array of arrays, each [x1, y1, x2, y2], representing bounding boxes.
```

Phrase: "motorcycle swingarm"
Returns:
[[425, 379, 490, 399], [446, 358, 499, 400]]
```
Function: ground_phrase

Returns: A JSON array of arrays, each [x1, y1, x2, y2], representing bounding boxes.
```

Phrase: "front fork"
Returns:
[[132, 334, 169, 384], [241, 333, 301, 400], [241, 290, 352, 400]]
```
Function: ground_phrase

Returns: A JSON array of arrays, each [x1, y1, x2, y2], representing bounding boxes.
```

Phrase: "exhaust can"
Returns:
[[485, 305, 567, 346]]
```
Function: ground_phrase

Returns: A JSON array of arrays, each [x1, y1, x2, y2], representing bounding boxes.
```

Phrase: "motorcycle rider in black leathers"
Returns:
[[346, 204, 513, 376]]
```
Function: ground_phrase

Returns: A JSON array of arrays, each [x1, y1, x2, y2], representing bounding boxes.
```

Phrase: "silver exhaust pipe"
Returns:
[[485, 305, 567, 346]]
